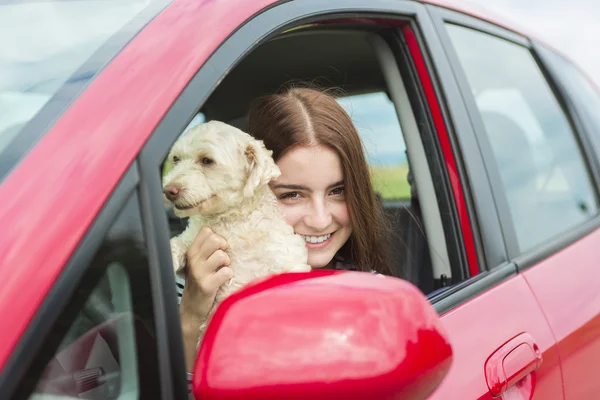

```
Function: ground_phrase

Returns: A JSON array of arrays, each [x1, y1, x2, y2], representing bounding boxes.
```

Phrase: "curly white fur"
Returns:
[[163, 121, 310, 343]]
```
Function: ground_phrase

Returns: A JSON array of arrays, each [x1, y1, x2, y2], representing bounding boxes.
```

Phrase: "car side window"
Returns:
[[18, 193, 161, 400], [337, 92, 411, 201], [446, 24, 598, 253], [160, 25, 462, 298]]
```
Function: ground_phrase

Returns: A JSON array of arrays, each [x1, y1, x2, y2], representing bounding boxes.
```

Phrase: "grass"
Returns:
[[370, 164, 411, 200]]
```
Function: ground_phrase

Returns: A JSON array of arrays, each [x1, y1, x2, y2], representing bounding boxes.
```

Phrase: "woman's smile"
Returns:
[[271, 146, 352, 268], [301, 232, 334, 249]]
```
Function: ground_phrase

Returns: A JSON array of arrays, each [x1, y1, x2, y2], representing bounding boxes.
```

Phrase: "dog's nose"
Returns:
[[163, 184, 181, 202]]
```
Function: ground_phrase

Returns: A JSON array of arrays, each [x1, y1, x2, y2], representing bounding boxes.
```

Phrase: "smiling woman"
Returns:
[[172, 86, 395, 379], [0, 0, 168, 181], [246, 86, 393, 274], [270, 145, 353, 269]]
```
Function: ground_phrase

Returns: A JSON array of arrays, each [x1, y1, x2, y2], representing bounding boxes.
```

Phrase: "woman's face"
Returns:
[[270, 145, 352, 268]]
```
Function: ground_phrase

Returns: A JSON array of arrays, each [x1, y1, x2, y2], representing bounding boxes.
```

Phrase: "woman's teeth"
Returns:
[[302, 233, 331, 243]]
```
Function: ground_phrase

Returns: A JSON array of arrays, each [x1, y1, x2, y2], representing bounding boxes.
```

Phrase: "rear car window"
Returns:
[[0, 0, 168, 180], [446, 24, 599, 253]]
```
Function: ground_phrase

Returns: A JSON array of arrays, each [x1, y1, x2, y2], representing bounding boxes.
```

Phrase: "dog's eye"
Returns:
[[172, 156, 180, 164], [200, 157, 214, 165]]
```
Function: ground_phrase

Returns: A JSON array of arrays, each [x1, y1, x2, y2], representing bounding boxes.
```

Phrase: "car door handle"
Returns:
[[484, 332, 543, 397]]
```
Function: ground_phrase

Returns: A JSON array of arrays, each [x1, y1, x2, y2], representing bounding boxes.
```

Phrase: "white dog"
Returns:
[[163, 120, 311, 341]]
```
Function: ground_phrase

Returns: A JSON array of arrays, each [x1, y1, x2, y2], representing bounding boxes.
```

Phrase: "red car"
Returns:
[[1, 0, 599, 399]]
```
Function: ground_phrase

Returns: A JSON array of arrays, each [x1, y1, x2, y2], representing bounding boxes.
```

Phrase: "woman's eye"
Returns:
[[331, 186, 344, 196], [279, 192, 300, 200], [200, 157, 214, 165], [172, 156, 180, 163]]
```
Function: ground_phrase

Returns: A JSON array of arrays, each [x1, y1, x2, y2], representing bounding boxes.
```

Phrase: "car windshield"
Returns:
[[0, 0, 163, 174]]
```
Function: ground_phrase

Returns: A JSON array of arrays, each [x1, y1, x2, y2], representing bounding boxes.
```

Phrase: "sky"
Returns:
[[462, 0, 600, 87]]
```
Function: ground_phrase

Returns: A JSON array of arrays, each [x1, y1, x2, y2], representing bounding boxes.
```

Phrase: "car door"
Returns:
[[429, 3, 600, 399], [0, 168, 176, 399], [418, 6, 568, 400], [138, 1, 566, 399]]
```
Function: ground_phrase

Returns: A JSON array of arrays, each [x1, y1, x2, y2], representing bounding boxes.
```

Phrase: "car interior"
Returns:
[[166, 24, 457, 297]]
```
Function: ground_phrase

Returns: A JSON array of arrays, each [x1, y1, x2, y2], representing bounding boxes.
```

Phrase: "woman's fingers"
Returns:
[[187, 227, 228, 273], [180, 227, 233, 332], [205, 266, 234, 292], [193, 250, 231, 292], [185, 226, 232, 296]]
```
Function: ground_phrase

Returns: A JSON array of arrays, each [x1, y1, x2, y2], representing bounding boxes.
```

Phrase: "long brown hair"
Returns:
[[246, 86, 392, 275]]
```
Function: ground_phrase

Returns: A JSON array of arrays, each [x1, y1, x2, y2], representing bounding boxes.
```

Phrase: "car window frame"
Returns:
[[1, 163, 181, 399], [386, 26, 470, 292], [428, 5, 600, 270]]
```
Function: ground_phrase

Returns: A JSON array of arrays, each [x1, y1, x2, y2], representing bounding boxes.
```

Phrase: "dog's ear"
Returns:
[[243, 139, 281, 197]]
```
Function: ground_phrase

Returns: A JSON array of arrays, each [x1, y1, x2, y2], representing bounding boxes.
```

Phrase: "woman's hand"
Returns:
[[179, 226, 233, 371]]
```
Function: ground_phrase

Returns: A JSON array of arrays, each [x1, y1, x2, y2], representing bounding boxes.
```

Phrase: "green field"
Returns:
[[370, 164, 411, 200]]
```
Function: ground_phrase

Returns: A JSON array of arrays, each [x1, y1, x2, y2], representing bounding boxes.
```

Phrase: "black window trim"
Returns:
[[0, 164, 146, 398], [428, 5, 600, 270], [512, 216, 600, 270], [431, 261, 517, 315], [138, 160, 189, 399]]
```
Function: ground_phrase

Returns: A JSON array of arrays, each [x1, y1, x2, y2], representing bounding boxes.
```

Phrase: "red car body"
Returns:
[[1, 0, 599, 399]]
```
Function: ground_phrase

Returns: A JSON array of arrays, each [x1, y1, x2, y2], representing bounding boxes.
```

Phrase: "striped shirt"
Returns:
[[175, 272, 185, 305]]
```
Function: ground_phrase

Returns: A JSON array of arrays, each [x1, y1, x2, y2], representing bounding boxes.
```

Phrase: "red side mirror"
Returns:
[[193, 270, 452, 400]]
